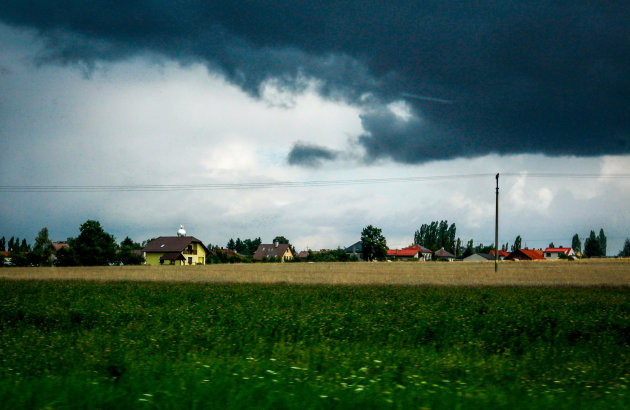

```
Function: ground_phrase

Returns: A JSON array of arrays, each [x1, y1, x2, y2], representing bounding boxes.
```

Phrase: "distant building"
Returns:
[[489, 249, 509, 260], [434, 248, 456, 262], [403, 244, 432, 261], [505, 249, 545, 261], [253, 242, 294, 262], [463, 253, 494, 262], [543, 247, 576, 260], [387, 244, 433, 261], [344, 241, 363, 261], [142, 226, 208, 265]]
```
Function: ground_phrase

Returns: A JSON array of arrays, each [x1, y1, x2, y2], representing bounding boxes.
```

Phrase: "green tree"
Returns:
[[55, 246, 79, 266], [548, 242, 555, 248], [31, 227, 54, 266], [511, 235, 522, 251], [273, 236, 290, 245], [118, 236, 144, 265], [598, 229, 607, 256], [583, 230, 602, 257], [462, 239, 474, 258], [72, 220, 118, 266], [0, 236, 5, 251], [361, 225, 388, 261], [619, 239, 630, 257], [8, 237, 15, 253], [226, 238, 236, 250], [571, 234, 581, 254], [20, 238, 30, 252]]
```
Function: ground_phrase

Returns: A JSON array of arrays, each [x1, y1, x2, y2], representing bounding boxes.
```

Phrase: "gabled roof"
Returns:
[[159, 252, 186, 262], [490, 249, 509, 257], [506, 249, 545, 260], [344, 241, 362, 253], [544, 248, 572, 254], [403, 244, 432, 253], [387, 249, 419, 257], [253, 243, 293, 260], [434, 248, 456, 258], [463, 253, 494, 261], [142, 236, 209, 254], [52, 242, 69, 252]]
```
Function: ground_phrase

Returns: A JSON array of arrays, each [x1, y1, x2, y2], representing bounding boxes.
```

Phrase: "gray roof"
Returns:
[[434, 248, 456, 258], [344, 241, 362, 253]]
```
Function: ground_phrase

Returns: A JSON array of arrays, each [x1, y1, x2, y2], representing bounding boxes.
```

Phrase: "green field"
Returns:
[[1, 280, 629, 409]]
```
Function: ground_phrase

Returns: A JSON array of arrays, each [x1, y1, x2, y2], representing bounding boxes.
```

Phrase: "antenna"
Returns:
[[495, 173, 499, 273]]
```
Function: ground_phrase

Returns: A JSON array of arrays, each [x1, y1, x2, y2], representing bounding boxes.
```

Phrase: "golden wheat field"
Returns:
[[1, 258, 630, 286]]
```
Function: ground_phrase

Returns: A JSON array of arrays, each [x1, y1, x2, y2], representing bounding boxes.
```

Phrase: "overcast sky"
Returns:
[[1, 2, 629, 254]]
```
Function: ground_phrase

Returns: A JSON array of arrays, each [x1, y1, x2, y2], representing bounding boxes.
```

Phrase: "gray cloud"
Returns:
[[1, 1, 630, 163], [287, 143, 338, 167]]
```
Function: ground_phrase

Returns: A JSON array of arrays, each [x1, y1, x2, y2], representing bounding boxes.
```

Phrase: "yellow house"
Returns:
[[253, 242, 294, 262], [142, 235, 208, 266]]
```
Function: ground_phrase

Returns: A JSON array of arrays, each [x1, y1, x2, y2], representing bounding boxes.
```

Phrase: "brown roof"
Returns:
[[160, 252, 186, 262], [142, 236, 209, 254], [52, 242, 69, 252], [253, 243, 293, 260], [434, 248, 456, 258]]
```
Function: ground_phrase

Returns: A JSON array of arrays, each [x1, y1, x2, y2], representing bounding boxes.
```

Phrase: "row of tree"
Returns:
[[0, 221, 144, 267], [0, 236, 30, 253]]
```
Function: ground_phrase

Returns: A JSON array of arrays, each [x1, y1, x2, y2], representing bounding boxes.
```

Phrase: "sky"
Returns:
[[1, 2, 630, 254]]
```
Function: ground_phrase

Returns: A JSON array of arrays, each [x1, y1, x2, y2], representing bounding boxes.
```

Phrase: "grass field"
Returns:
[[2, 258, 630, 286], [1, 261, 629, 408]]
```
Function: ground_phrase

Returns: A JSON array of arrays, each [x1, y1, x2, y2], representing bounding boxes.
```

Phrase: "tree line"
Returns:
[[0, 220, 143, 267]]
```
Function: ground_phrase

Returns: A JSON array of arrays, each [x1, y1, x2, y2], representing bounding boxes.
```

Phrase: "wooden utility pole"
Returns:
[[495, 173, 499, 272]]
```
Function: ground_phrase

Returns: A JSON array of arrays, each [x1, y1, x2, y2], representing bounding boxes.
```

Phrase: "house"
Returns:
[[387, 248, 420, 261], [489, 249, 509, 260], [142, 226, 208, 265], [403, 244, 432, 261], [344, 241, 363, 261], [434, 248, 456, 261], [505, 248, 545, 261], [463, 253, 494, 262], [387, 244, 432, 261], [52, 241, 69, 252], [544, 247, 576, 260], [253, 241, 294, 262]]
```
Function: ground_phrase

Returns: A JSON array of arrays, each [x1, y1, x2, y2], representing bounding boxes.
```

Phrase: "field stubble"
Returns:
[[1, 258, 629, 286]]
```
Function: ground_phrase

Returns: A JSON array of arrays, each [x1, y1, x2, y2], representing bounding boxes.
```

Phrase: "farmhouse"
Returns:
[[142, 226, 208, 265], [387, 244, 432, 261], [505, 248, 545, 261], [254, 241, 295, 262], [344, 241, 363, 261], [434, 248, 456, 261], [544, 247, 576, 260], [490, 249, 509, 260], [463, 253, 494, 262]]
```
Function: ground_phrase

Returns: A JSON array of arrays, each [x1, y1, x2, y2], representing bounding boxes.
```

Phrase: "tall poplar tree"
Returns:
[[571, 234, 581, 254]]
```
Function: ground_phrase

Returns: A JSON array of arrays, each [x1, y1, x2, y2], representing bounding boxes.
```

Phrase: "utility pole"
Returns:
[[495, 173, 499, 272]]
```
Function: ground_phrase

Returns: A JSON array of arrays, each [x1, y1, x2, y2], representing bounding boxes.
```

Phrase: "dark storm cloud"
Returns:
[[2, 1, 630, 163], [287, 143, 338, 167]]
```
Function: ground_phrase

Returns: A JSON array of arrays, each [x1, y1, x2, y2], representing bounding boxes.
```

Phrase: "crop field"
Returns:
[[0, 261, 629, 408], [2, 258, 630, 286]]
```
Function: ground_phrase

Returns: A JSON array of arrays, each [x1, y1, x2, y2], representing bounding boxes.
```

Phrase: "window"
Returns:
[[188, 257, 193, 265]]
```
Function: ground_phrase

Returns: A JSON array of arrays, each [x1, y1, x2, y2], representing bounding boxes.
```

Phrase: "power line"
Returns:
[[1, 172, 629, 193]]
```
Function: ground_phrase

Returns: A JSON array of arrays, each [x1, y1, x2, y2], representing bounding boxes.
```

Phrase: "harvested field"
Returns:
[[2, 258, 629, 286]]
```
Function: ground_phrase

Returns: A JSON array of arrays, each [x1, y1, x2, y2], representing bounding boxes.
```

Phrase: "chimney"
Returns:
[[273, 240, 279, 248]]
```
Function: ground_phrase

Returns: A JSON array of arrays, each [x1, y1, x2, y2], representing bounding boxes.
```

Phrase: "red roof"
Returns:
[[490, 249, 509, 257], [506, 249, 545, 261], [544, 248, 572, 254], [403, 244, 432, 253], [387, 249, 419, 257]]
